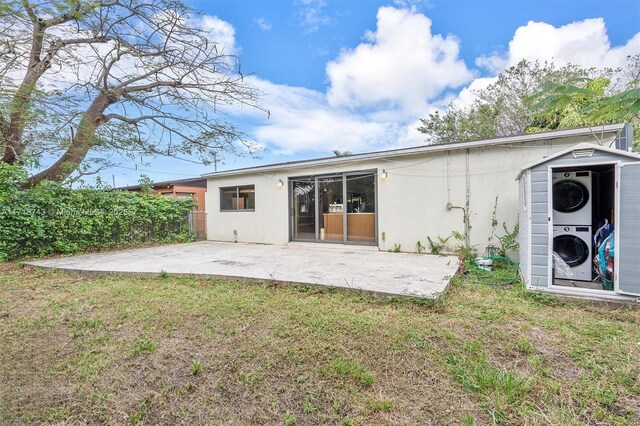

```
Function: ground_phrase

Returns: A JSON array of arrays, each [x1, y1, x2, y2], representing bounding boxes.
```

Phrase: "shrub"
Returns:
[[0, 164, 194, 261]]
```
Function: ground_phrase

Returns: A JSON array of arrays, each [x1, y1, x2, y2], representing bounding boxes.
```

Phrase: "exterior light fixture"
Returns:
[[380, 169, 388, 179], [278, 179, 284, 188]]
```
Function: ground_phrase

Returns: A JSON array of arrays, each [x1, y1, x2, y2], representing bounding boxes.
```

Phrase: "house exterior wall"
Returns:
[[518, 171, 531, 284], [206, 133, 616, 252], [168, 185, 207, 211], [127, 185, 206, 211]]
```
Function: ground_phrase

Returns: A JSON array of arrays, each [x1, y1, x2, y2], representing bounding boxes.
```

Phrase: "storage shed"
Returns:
[[518, 142, 640, 301]]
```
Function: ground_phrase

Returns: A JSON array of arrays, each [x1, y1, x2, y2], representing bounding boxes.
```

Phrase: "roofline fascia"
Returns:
[[115, 176, 206, 190], [515, 140, 640, 180], [203, 124, 626, 179]]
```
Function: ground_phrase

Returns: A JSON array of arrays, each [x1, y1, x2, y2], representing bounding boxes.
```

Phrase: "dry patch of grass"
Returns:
[[0, 262, 639, 425]]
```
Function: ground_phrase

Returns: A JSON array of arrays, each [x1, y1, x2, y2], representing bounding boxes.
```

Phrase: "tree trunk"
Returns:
[[26, 92, 114, 186], [2, 21, 49, 164]]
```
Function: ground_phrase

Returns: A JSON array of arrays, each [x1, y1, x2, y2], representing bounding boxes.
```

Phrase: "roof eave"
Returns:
[[203, 124, 626, 179]]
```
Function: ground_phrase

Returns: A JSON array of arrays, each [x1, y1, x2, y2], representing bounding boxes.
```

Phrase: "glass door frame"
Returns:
[[288, 169, 378, 246]]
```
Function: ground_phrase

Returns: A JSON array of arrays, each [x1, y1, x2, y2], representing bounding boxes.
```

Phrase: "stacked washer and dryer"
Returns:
[[552, 171, 593, 282]]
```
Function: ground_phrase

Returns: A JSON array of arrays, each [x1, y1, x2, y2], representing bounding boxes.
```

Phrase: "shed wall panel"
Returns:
[[531, 202, 547, 214], [531, 193, 547, 203], [531, 266, 549, 286], [531, 182, 548, 193], [530, 171, 547, 182], [531, 213, 548, 224], [518, 173, 530, 284], [528, 164, 550, 288], [532, 234, 548, 245], [618, 162, 640, 295], [532, 254, 548, 267], [531, 244, 547, 255], [531, 224, 548, 236]]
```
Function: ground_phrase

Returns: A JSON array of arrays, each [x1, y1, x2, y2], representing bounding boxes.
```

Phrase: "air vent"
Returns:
[[571, 148, 594, 158]]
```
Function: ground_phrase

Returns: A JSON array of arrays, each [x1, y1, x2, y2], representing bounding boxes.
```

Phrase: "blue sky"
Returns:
[[106, 0, 640, 186]]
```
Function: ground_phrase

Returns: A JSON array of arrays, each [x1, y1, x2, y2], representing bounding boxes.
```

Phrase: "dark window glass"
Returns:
[[346, 174, 376, 242], [220, 185, 255, 211], [239, 186, 255, 210]]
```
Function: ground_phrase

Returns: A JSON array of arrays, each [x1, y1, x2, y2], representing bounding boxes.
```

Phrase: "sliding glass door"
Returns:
[[346, 174, 376, 243], [292, 178, 316, 240], [319, 177, 344, 242], [290, 171, 376, 244]]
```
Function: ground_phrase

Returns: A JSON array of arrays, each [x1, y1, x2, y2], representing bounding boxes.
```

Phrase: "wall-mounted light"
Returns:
[[277, 179, 284, 188], [380, 169, 388, 179]]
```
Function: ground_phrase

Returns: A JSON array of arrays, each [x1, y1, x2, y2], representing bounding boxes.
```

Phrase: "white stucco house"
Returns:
[[203, 123, 639, 301]]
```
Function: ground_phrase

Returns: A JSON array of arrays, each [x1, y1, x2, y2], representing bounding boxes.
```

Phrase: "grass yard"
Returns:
[[0, 262, 639, 425]]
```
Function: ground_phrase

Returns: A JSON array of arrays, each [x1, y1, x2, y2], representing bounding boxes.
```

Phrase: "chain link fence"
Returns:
[[188, 211, 207, 240]]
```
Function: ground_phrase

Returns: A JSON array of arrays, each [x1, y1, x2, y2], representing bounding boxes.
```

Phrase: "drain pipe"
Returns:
[[446, 150, 471, 246], [464, 149, 471, 246], [446, 202, 467, 240]]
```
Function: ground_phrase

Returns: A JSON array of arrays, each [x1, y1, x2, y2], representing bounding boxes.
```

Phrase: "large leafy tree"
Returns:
[[0, 0, 264, 186], [528, 56, 640, 147], [417, 59, 636, 145]]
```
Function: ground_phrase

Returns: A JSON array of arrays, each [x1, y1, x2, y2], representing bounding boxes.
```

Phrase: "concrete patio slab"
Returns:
[[27, 241, 459, 298]]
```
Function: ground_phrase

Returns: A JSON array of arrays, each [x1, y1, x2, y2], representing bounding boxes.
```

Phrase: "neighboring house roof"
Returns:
[[202, 124, 627, 178], [516, 142, 640, 180], [118, 177, 207, 191]]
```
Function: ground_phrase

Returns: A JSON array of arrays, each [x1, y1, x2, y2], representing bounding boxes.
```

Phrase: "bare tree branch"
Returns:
[[0, 0, 266, 185]]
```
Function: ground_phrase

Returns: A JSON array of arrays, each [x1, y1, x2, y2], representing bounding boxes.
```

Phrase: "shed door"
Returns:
[[617, 162, 640, 296]]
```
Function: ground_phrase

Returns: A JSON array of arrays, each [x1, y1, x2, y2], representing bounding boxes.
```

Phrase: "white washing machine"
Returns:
[[552, 171, 592, 225], [553, 225, 593, 281]]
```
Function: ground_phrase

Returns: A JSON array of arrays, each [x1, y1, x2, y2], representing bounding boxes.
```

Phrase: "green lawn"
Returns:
[[0, 262, 639, 425]]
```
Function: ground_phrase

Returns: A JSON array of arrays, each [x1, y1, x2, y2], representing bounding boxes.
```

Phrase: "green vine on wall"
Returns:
[[486, 195, 519, 257]]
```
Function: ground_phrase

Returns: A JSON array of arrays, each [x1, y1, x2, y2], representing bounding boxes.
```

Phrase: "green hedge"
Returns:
[[0, 164, 194, 261]]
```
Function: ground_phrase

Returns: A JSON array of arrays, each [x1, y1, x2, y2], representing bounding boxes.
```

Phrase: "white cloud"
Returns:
[[19, 5, 636, 169], [198, 15, 238, 56], [295, 0, 331, 33], [232, 7, 488, 155], [245, 13, 639, 157], [477, 18, 640, 74], [244, 77, 398, 155], [254, 17, 272, 31], [233, 7, 481, 155], [326, 7, 474, 116], [447, 18, 640, 110], [395, 118, 429, 147], [449, 76, 496, 109]]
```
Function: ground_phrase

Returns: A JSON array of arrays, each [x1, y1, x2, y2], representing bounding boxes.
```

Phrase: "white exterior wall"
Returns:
[[206, 134, 615, 253], [205, 172, 290, 244]]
